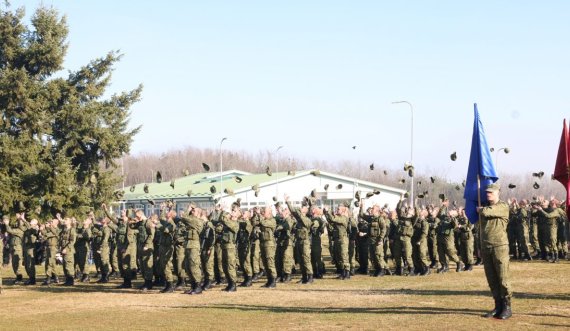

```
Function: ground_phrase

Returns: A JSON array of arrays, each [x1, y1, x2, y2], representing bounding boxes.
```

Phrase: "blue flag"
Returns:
[[464, 104, 498, 223]]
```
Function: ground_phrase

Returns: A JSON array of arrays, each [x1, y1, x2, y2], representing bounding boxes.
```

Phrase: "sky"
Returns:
[[9, 0, 570, 181]]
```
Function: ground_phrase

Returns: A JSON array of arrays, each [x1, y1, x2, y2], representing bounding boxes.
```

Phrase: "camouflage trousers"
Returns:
[[260, 244, 277, 280], [158, 244, 174, 282], [24, 246, 36, 279], [369, 237, 387, 271], [482, 244, 512, 300], [185, 247, 202, 284], [10, 244, 23, 277], [295, 239, 313, 276], [221, 244, 237, 284]]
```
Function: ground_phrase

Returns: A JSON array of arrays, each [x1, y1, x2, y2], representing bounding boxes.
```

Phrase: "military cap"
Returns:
[[130, 185, 136, 192], [202, 163, 210, 172], [170, 180, 175, 189], [236, 198, 242, 206], [508, 184, 516, 189], [90, 173, 98, 184], [288, 170, 296, 176], [272, 196, 277, 202], [485, 183, 500, 192], [338, 201, 349, 208], [403, 163, 411, 171], [532, 171, 545, 178], [235, 176, 242, 183], [355, 191, 361, 200], [455, 185, 461, 191], [408, 168, 414, 177], [114, 190, 125, 200], [210, 185, 216, 194], [352, 146, 357, 149], [354, 201, 360, 207], [373, 190, 381, 195], [252, 184, 259, 191], [450, 152, 457, 161], [156, 171, 162, 183], [224, 188, 235, 196], [324, 184, 329, 191], [383, 170, 388, 175], [147, 199, 155, 206], [462, 180, 466, 187], [417, 194, 425, 198], [254, 190, 260, 197], [369, 163, 374, 171], [183, 169, 190, 176], [265, 166, 272, 176], [417, 181, 422, 186], [187, 190, 192, 197], [311, 189, 317, 198], [336, 184, 343, 190], [430, 176, 436, 184], [143, 184, 149, 194], [404, 192, 409, 198], [533, 182, 540, 189], [399, 179, 406, 184], [439, 193, 446, 201], [310, 170, 320, 176], [366, 192, 374, 198]]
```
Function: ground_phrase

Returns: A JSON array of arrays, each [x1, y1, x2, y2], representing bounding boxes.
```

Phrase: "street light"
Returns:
[[392, 101, 414, 204], [275, 146, 284, 199], [490, 147, 510, 174], [220, 137, 228, 202]]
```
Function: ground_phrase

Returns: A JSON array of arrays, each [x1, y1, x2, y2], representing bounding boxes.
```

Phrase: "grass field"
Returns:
[[1, 259, 569, 331]]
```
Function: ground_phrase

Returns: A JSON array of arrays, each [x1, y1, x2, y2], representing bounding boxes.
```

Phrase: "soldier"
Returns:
[[359, 201, 389, 277], [152, 214, 163, 287], [324, 203, 350, 280], [258, 206, 278, 288], [347, 212, 358, 276], [40, 217, 61, 285], [91, 218, 104, 282], [155, 203, 176, 293], [473, 220, 483, 265], [286, 195, 314, 284], [355, 209, 370, 275], [457, 209, 474, 271], [210, 208, 225, 286], [477, 183, 512, 320], [200, 210, 216, 290], [109, 226, 120, 279], [411, 205, 430, 276], [219, 203, 239, 292], [275, 206, 295, 283], [4, 214, 27, 285], [511, 199, 532, 261], [103, 206, 138, 289], [529, 201, 541, 258], [436, 199, 464, 273], [237, 209, 254, 287], [393, 197, 415, 276], [138, 212, 156, 291], [59, 216, 77, 286], [533, 198, 564, 263], [310, 207, 326, 279], [181, 205, 205, 294], [74, 214, 92, 282], [22, 216, 39, 285], [97, 217, 113, 283], [426, 206, 440, 268], [557, 209, 568, 259], [172, 213, 188, 290], [250, 208, 263, 281]]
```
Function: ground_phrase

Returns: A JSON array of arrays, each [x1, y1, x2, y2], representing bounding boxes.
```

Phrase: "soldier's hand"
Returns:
[[2, 218, 8, 225], [101, 203, 107, 210]]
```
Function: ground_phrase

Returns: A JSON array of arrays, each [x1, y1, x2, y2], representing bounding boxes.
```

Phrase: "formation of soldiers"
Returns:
[[0, 191, 568, 294]]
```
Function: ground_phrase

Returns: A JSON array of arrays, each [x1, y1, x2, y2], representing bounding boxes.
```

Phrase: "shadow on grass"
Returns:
[[171, 304, 487, 316]]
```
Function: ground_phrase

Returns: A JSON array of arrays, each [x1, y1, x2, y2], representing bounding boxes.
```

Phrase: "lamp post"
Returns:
[[275, 145, 284, 199], [490, 147, 510, 175], [392, 101, 414, 204], [220, 137, 228, 202]]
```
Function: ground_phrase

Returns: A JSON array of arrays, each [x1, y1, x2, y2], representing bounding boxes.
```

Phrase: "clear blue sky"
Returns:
[[11, 0, 570, 181]]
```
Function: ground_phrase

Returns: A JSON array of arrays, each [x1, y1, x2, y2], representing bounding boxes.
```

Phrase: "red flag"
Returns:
[[553, 119, 570, 217]]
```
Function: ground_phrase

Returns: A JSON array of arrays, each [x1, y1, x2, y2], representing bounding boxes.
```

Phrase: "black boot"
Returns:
[[421, 266, 431, 276], [384, 268, 392, 276], [160, 281, 174, 293], [373, 269, 381, 277], [429, 260, 437, 268], [456, 261, 464, 272], [117, 277, 132, 289], [225, 281, 236, 292], [13, 274, 23, 285], [202, 278, 213, 290], [140, 279, 152, 291], [24, 277, 36, 285], [464, 264, 473, 271], [437, 264, 449, 274], [474, 257, 482, 266], [192, 283, 204, 294], [42, 277, 52, 286], [80, 273, 90, 283], [251, 273, 260, 281], [96, 273, 109, 283], [185, 282, 197, 294], [407, 266, 416, 276], [497, 297, 512, 320], [306, 274, 314, 284], [63, 276, 74, 286], [283, 273, 292, 283], [483, 297, 502, 318], [553, 252, 560, 263], [264, 277, 276, 288], [52, 275, 60, 284], [344, 270, 351, 279], [174, 278, 186, 290], [525, 253, 533, 261], [395, 267, 403, 276], [239, 276, 252, 287]]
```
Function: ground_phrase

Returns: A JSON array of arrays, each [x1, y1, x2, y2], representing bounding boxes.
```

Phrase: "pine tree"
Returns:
[[0, 4, 141, 219]]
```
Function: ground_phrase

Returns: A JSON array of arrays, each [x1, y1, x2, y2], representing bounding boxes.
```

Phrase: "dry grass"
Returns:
[[1, 259, 569, 331]]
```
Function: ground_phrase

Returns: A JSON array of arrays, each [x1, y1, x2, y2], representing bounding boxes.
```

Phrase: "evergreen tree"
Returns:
[[0, 4, 141, 219]]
